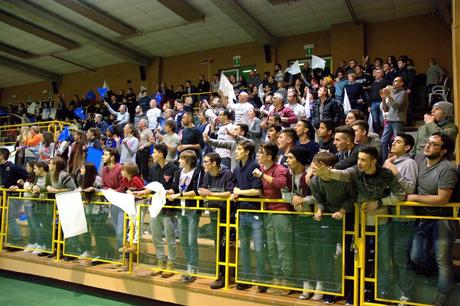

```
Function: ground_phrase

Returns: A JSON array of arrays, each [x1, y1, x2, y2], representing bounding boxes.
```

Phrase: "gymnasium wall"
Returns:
[[0, 13, 452, 105]]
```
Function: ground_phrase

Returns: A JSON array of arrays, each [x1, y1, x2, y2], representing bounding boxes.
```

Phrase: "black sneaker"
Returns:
[[323, 295, 336, 304], [210, 278, 225, 289], [236, 283, 252, 290], [432, 293, 448, 306], [257, 286, 268, 293]]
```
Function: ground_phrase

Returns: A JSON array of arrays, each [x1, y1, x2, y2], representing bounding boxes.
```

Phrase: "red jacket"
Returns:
[[261, 163, 291, 211], [268, 105, 298, 127], [117, 176, 144, 192]]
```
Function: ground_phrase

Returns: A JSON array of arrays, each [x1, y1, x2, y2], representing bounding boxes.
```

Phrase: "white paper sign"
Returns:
[[144, 182, 167, 218], [55, 191, 88, 239], [101, 189, 136, 218], [311, 55, 326, 70]]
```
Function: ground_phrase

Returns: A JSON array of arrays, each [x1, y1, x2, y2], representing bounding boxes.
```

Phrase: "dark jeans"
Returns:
[[239, 213, 265, 281], [370, 101, 383, 133], [410, 220, 458, 296], [381, 121, 403, 160]]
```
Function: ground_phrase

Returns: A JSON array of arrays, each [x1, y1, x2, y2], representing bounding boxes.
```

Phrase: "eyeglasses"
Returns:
[[425, 141, 442, 148]]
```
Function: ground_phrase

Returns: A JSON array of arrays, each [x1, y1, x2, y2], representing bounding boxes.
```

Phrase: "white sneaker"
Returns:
[[80, 251, 90, 258], [32, 244, 46, 254], [299, 292, 311, 300], [312, 293, 324, 301], [24, 243, 37, 252]]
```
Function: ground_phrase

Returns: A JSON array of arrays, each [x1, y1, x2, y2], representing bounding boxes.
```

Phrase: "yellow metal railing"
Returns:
[[1, 188, 458, 305], [0, 120, 71, 146]]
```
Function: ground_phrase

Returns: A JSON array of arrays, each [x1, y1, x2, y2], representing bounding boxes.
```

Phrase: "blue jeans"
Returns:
[[381, 121, 403, 160], [370, 101, 383, 133], [239, 213, 265, 280], [411, 220, 458, 295], [110, 205, 125, 248], [178, 212, 199, 271], [24, 204, 40, 244], [151, 213, 177, 262]]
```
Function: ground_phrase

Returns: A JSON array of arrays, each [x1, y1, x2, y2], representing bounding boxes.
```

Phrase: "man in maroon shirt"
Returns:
[[266, 93, 298, 128], [101, 148, 124, 250], [253, 142, 292, 295]]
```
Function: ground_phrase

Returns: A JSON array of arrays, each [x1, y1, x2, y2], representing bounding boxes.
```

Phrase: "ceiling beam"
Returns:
[[157, 0, 204, 23], [433, 0, 452, 24], [53, 0, 138, 36], [0, 42, 37, 59], [0, 9, 80, 50], [4, 0, 153, 65], [208, 0, 276, 45], [0, 55, 62, 82], [345, 0, 360, 24]]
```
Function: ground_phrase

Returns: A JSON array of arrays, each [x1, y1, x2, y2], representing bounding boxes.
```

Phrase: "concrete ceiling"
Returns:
[[0, 0, 443, 88]]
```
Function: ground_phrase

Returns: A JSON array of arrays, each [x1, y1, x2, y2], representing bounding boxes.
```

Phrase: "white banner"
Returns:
[[55, 191, 88, 239], [101, 189, 136, 218], [144, 182, 167, 218]]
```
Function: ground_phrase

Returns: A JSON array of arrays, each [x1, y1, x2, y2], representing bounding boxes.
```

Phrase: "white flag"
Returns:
[[368, 113, 374, 134], [144, 182, 167, 218], [103, 80, 109, 90], [258, 82, 265, 101], [343, 88, 352, 114], [311, 55, 326, 70], [219, 73, 236, 103], [101, 189, 136, 219], [286, 60, 301, 75], [55, 191, 88, 239], [305, 101, 311, 119]]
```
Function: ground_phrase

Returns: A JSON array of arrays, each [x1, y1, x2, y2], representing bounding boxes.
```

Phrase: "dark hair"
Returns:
[[298, 119, 315, 140], [348, 109, 365, 122], [50, 156, 66, 183], [180, 150, 197, 168], [219, 109, 232, 120], [432, 132, 455, 159], [0, 148, 10, 160], [104, 147, 119, 163], [320, 119, 335, 132], [352, 120, 369, 134], [35, 160, 49, 172], [280, 128, 299, 144], [374, 57, 383, 65], [88, 127, 101, 139], [269, 114, 282, 124], [396, 132, 415, 152], [360, 145, 379, 160], [312, 151, 338, 167], [268, 124, 282, 133], [237, 140, 255, 159], [165, 120, 177, 132], [26, 160, 37, 183], [154, 143, 168, 159], [81, 163, 97, 196], [335, 125, 355, 142], [42, 131, 54, 147], [260, 142, 278, 161], [205, 152, 221, 166], [236, 123, 249, 137]]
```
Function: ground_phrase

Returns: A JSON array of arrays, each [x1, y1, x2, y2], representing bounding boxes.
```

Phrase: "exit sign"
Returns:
[[233, 55, 241, 67], [304, 44, 315, 56]]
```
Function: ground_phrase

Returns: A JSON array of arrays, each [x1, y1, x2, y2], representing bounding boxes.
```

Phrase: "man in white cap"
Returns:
[[225, 91, 253, 125], [413, 101, 458, 155]]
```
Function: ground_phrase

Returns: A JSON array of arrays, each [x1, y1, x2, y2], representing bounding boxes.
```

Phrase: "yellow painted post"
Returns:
[[56, 210, 62, 261], [359, 207, 367, 306], [224, 198, 231, 290], [0, 190, 6, 251]]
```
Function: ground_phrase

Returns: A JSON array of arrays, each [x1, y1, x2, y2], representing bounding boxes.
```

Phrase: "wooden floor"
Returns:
[[0, 249, 347, 306]]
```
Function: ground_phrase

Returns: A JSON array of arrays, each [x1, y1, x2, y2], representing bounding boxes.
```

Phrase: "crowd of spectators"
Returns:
[[0, 54, 458, 306]]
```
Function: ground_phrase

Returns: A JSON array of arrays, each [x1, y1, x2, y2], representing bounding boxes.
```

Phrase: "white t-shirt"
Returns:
[[286, 103, 306, 120], [146, 108, 162, 130], [179, 168, 196, 211], [215, 123, 235, 159], [228, 102, 253, 125]]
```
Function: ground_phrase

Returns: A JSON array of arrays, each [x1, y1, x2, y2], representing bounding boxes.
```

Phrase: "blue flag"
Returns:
[[97, 87, 109, 98], [86, 147, 104, 172], [85, 90, 96, 101], [58, 127, 71, 142], [155, 92, 163, 105], [74, 107, 86, 120]]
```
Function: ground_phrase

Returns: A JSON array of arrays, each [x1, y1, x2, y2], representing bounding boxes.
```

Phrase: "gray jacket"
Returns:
[[384, 88, 408, 123]]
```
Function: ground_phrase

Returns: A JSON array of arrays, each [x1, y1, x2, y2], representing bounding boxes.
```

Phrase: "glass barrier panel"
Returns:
[[63, 198, 121, 263], [6, 196, 55, 254], [375, 215, 460, 306], [236, 210, 345, 294], [137, 205, 220, 279]]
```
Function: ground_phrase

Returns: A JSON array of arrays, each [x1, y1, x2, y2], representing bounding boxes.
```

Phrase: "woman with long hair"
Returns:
[[38, 131, 55, 162], [68, 130, 87, 178], [77, 163, 116, 262]]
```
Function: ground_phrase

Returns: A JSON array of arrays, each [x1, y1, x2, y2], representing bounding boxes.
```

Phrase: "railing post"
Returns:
[[224, 198, 231, 289], [0, 190, 6, 251]]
